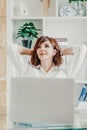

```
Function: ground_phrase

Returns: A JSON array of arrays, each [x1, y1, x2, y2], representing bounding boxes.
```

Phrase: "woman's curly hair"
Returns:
[[31, 36, 63, 66]]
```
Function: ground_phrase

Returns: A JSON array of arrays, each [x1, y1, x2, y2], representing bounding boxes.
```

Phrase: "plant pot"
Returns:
[[22, 40, 32, 48]]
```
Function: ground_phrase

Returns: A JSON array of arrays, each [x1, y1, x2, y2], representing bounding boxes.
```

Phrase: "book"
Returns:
[[79, 84, 87, 102]]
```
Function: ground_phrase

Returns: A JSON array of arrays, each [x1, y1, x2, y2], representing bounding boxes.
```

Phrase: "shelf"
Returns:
[[75, 81, 87, 84], [11, 16, 87, 20], [7, 1, 87, 129], [44, 17, 87, 22], [75, 102, 87, 112], [10, 0, 56, 18], [11, 17, 44, 20]]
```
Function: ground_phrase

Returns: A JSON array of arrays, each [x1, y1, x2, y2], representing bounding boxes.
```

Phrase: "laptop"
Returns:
[[10, 78, 74, 127]]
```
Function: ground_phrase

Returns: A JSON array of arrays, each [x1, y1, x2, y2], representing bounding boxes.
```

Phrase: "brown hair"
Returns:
[[31, 36, 63, 66]]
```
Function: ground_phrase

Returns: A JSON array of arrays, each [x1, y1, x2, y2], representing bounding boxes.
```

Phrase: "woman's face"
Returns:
[[36, 40, 56, 61]]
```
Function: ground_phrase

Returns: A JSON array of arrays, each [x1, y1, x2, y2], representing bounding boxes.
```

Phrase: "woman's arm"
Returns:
[[62, 47, 74, 56], [18, 46, 74, 56], [7, 44, 30, 71], [18, 45, 33, 55]]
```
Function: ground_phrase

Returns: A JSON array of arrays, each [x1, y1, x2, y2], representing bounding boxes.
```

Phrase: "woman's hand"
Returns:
[[18, 45, 33, 55]]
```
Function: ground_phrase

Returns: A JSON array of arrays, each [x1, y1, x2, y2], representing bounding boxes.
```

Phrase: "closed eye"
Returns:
[[37, 45, 41, 48], [45, 44, 49, 48]]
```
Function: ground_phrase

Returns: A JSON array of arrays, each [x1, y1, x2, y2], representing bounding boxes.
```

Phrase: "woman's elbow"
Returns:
[[18, 46, 24, 55]]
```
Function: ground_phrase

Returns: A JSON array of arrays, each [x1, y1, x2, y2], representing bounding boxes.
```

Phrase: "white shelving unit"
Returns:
[[7, 0, 87, 128], [0, 0, 6, 128]]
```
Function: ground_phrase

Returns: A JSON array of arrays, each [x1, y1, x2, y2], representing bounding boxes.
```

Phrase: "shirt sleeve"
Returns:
[[67, 45, 86, 78], [7, 44, 30, 73], [66, 46, 80, 77]]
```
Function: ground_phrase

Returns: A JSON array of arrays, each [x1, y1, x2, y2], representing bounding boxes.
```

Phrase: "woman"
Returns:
[[8, 36, 74, 78]]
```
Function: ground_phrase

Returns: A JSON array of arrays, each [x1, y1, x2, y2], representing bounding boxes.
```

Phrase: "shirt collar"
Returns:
[[35, 65, 59, 73]]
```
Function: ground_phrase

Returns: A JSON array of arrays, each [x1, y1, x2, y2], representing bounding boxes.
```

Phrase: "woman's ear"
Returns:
[[53, 49, 57, 56]]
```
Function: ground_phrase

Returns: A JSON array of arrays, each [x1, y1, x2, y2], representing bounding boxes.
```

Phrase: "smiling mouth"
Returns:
[[40, 53, 47, 56], [40, 51, 47, 55]]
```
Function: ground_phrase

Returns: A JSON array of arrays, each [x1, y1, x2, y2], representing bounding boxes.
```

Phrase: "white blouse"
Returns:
[[7, 44, 87, 78]]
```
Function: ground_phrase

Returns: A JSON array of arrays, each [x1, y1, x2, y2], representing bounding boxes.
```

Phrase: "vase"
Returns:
[[70, 1, 85, 16], [22, 40, 32, 48], [85, 1, 87, 16]]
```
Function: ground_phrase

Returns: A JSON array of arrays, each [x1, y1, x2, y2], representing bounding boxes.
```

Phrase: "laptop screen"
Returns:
[[10, 78, 74, 126]]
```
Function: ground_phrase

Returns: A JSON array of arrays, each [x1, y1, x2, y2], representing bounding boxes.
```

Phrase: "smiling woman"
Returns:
[[7, 36, 67, 78], [31, 36, 63, 72]]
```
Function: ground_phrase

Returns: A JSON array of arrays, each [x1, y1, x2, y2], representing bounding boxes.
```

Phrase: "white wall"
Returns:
[[44, 18, 87, 46]]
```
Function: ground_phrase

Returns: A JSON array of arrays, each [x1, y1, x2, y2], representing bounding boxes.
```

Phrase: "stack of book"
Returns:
[[75, 84, 87, 119], [79, 84, 87, 102]]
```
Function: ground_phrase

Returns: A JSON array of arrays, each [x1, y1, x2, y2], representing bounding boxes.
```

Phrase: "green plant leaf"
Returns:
[[16, 22, 42, 40]]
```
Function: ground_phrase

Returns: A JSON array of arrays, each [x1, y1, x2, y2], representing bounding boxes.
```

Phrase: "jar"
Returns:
[[85, 0, 87, 16], [69, 0, 85, 16]]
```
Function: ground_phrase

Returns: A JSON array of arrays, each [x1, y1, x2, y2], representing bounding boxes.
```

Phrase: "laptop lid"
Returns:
[[10, 78, 74, 126]]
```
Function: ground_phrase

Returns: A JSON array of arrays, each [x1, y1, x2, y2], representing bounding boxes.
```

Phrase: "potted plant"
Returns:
[[16, 22, 41, 48], [69, 0, 84, 2]]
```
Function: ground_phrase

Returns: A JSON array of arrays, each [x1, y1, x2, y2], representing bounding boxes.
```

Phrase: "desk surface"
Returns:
[[7, 127, 87, 130], [7, 112, 87, 129], [7, 105, 87, 129]]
